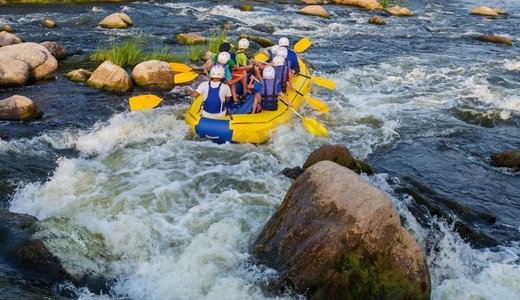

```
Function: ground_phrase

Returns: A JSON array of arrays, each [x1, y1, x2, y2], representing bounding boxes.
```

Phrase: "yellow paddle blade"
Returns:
[[302, 117, 329, 137], [312, 76, 336, 90], [254, 52, 269, 62], [294, 37, 312, 53], [174, 71, 199, 84], [129, 94, 163, 111], [169, 62, 192, 73], [304, 95, 329, 113]]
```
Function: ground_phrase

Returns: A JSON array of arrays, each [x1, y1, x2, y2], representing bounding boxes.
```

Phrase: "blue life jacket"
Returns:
[[230, 52, 237, 65], [287, 49, 300, 74], [203, 82, 224, 114], [274, 64, 287, 92], [261, 79, 279, 111]]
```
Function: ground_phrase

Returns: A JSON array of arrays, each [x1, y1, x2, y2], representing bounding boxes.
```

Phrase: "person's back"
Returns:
[[190, 66, 231, 119], [252, 66, 281, 113]]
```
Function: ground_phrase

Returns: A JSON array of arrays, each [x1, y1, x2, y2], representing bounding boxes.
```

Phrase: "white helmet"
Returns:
[[276, 47, 288, 58], [238, 38, 249, 49], [270, 45, 280, 56], [278, 37, 289, 47], [210, 66, 225, 79], [263, 66, 276, 80], [272, 55, 285, 67], [217, 51, 230, 64]]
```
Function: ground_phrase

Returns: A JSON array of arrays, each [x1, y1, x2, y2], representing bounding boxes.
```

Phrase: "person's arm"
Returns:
[[279, 92, 292, 108], [189, 90, 200, 97]]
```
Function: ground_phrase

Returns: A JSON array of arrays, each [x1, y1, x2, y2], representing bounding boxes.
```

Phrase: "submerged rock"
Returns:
[[302, 144, 374, 174], [65, 68, 93, 82], [131, 60, 175, 89], [239, 4, 255, 11], [297, 5, 331, 19], [88, 61, 133, 92], [0, 42, 58, 85], [368, 15, 386, 25], [0, 31, 22, 47], [471, 6, 505, 17], [1, 24, 15, 32], [253, 161, 431, 299], [40, 41, 67, 60], [41, 19, 56, 28], [98, 13, 133, 29], [491, 151, 520, 168], [176, 33, 206, 45], [0, 95, 43, 121], [280, 166, 303, 180], [477, 35, 512, 46]]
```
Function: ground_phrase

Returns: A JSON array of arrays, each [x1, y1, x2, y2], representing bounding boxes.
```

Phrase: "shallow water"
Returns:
[[1, 0, 519, 299]]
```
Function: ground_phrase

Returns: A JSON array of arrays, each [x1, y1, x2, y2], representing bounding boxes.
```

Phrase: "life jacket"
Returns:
[[274, 63, 289, 92], [261, 79, 279, 111], [230, 52, 237, 65], [203, 82, 224, 114]]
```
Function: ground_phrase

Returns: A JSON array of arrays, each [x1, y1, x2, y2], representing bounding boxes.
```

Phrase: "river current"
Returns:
[[1, 0, 519, 299]]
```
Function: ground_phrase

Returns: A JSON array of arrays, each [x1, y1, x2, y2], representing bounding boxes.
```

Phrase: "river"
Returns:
[[1, 0, 519, 299]]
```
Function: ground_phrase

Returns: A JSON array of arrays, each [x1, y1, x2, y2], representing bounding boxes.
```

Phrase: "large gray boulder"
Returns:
[[88, 61, 133, 92], [0, 95, 43, 121], [0, 31, 22, 47], [253, 161, 431, 299], [40, 41, 67, 60], [131, 60, 175, 89], [0, 42, 58, 86]]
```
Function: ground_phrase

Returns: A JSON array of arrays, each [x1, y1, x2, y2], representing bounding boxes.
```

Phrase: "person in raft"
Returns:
[[278, 37, 300, 75], [272, 55, 293, 93], [231, 38, 253, 100], [190, 66, 232, 119], [251, 66, 287, 114]]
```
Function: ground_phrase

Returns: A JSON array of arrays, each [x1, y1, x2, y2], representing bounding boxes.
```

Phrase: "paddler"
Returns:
[[251, 66, 286, 114], [278, 37, 300, 75], [190, 66, 232, 119]]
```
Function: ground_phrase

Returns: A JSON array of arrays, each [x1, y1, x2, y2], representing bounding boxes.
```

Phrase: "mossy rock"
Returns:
[[249, 36, 274, 47], [41, 19, 56, 28], [239, 4, 255, 11]]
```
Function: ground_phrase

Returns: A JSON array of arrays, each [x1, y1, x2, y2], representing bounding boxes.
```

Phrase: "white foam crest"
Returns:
[[461, 76, 520, 111], [75, 108, 188, 157], [503, 59, 520, 71], [203, 4, 275, 26], [91, 6, 105, 13]]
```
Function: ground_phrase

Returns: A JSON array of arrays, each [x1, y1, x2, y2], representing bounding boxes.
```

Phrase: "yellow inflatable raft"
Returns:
[[185, 57, 311, 144]]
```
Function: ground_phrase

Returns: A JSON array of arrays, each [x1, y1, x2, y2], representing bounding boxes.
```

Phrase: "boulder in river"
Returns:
[[0, 43, 58, 86], [252, 161, 431, 299], [332, 0, 383, 11], [41, 19, 56, 28], [176, 33, 206, 45], [0, 31, 22, 47], [471, 6, 505, 17], [40, 41, 67, 60], [0, 95, 43, 121], [385, 6, 413, 16], [88, 60, 133, 92], [249, 36, 274, 47], [297, 5, 331, 19], [491, 151, 520, 168], [302, 144, 374, 174], [1, 24, 15, 33], [368, 15, 386, 25], [98, 13, 133, 29], [477, 35, 512, 46], [64, 68, 93, 82], [131, 60, 175, 89]]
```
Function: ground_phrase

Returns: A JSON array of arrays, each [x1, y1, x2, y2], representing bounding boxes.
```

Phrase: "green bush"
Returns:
[[91, 38, 180, 67]]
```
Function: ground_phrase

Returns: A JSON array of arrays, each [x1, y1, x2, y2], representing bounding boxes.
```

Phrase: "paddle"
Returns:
[[174, 71, 199, 84], [129, 94, 163, 111], [294, 37, 312, 53], [287, 104, 329, 137], [296, 73, 336, 90], [169, 62, 192, 73], [291, 88, 329, 113]]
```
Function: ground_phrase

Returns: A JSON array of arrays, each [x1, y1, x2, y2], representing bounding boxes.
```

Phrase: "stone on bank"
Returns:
[[253, 161, 430, 299]]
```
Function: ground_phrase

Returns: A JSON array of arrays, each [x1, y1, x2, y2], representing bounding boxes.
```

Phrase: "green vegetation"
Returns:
[[186, 43, 205, 62], [90, 38, 180, 67], [207, 27, 229, 54], [379, 0, 405, 8]]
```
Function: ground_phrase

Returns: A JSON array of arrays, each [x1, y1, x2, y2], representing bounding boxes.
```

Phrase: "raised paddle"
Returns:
[[169, 62, 192, 73], [174, 71, 199, 84], [291, 88, 330, 114], [129, 94, 163, 111], [294, 37, 312, 53]]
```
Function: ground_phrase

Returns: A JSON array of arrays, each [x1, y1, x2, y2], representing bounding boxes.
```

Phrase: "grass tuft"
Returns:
[[207, 27, 228, 54], [186, 43, 205, 62]]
